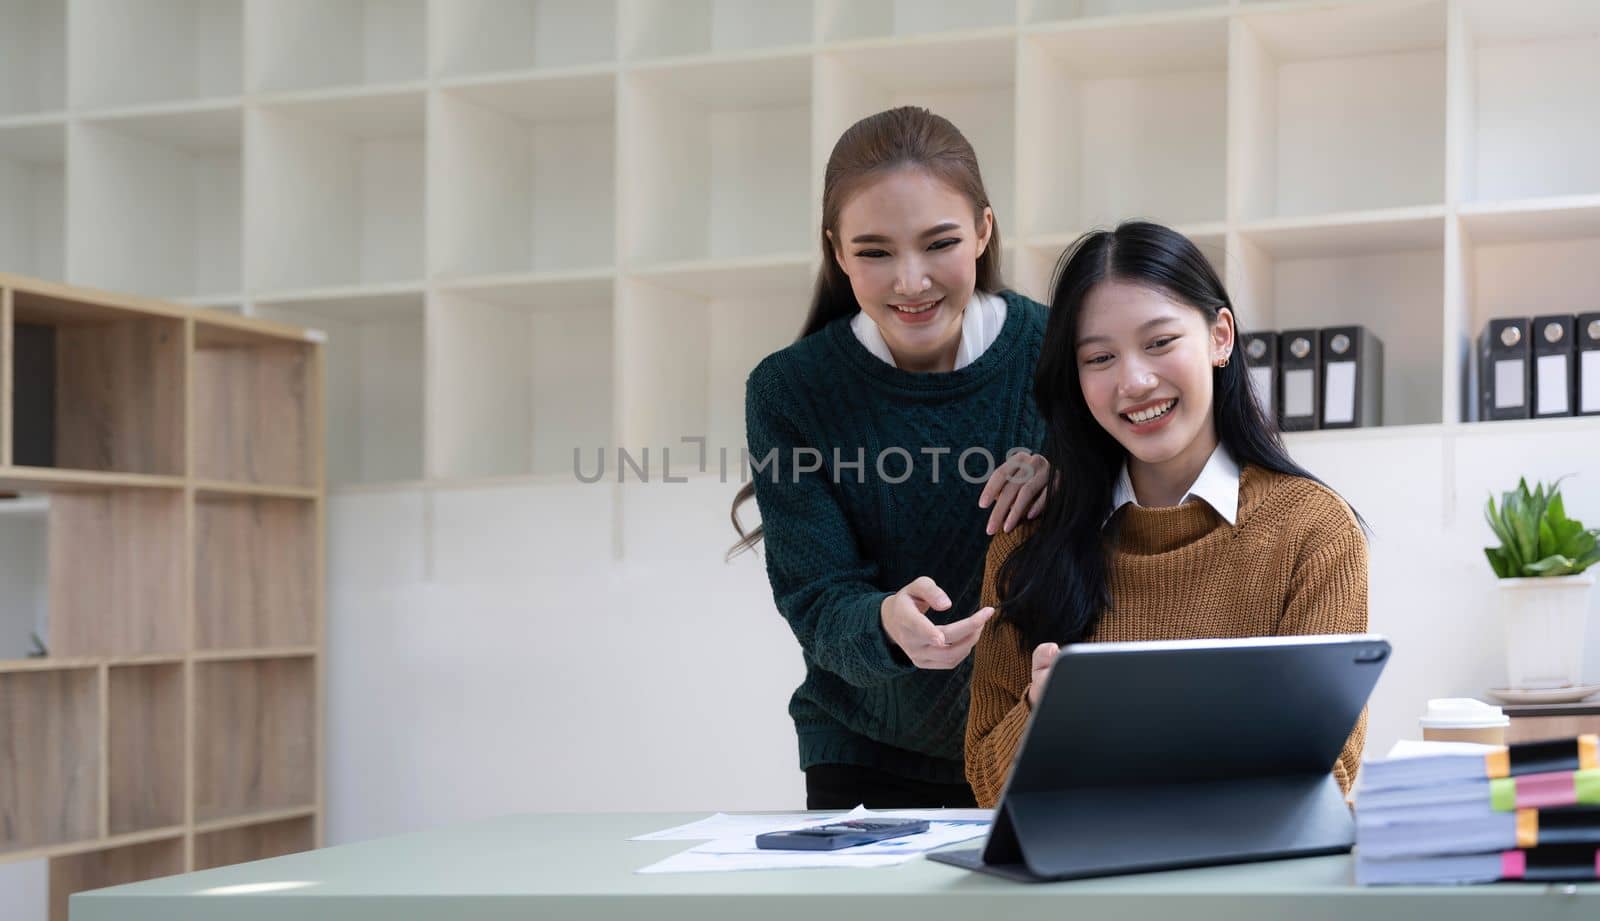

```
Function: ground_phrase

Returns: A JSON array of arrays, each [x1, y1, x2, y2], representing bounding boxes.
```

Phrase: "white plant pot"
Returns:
[[1499, 573, 1596, 689]]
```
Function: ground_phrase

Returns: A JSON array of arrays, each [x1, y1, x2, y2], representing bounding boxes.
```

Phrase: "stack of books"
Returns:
[[1354, 735, 1600, 884]]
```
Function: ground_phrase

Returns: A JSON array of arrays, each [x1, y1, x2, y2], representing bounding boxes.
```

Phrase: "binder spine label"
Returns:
[[1536, 353, 1570, 415], [1584, 352, 1600, 414], [1324, 361, 1357, 425], [1494, 358, 1526, 410]]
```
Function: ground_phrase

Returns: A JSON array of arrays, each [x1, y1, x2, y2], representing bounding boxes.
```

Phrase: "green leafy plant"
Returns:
[[1485, 478, 1600, 578]]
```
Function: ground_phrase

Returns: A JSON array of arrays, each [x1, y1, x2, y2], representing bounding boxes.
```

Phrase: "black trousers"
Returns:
[[805, 763, 978, 810]]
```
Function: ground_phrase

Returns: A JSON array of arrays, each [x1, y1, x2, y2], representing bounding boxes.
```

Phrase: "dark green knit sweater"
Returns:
[[745, 290, 1048, 784]]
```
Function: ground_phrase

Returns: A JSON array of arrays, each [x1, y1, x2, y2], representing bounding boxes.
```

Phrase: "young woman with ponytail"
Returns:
[[731, 107, 1051, 808]]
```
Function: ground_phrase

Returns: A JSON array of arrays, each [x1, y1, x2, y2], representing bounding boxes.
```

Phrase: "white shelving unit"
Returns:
[[246, 0, 427, 94], [254, 288, 424, 485], [621, 53, 813, 267], [618, 257, 813, 457], [0, 0, 1594, 492], [430, 0, 617, 76], [1452, 0, 1600, 204], [68, 106, 242, 299], [68, 0, 242, 109], [820, 0, 1013, 42], [431, 72, 615, 279], [0, 120, 66, 280], [248, 89, 426, 293], [430, 273, 614, 479], [622, 0, 815, 60], [818, 34, 1017, 228], [1019, 14, 1229, 236], [0, 0, 66, 116]]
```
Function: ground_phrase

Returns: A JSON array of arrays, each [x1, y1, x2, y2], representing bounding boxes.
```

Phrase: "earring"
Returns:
[[1216, 358, 1229, 368]]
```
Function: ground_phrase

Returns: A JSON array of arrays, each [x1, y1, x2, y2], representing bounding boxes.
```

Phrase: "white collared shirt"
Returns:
[[1110, 445, 1241, 526], [850, 290, 1007, 371]]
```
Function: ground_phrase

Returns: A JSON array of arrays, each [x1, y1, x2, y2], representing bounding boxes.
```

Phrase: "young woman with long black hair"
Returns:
[[731, 107, 1052, 809], [965, 221, 1369, 808]]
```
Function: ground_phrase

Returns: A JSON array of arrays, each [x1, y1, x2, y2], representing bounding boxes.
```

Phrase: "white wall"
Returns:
[[325, 477, 808, 843], [318, 421, 1600, 846]]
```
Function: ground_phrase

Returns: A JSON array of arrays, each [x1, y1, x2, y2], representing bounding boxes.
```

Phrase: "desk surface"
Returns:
[[75, 812, 1599, 921]]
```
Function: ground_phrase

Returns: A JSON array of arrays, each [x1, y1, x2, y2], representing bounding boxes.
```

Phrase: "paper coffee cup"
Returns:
[[1418, 698, 1509, 745]]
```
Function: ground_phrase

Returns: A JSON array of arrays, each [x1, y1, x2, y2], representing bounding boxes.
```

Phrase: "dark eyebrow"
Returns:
[[850, 222, 962, 244], [1077, 314, 1185, 348]]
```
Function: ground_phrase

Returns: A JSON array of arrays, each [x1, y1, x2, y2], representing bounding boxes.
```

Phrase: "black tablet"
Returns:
[[931, 633, 1390, 882]]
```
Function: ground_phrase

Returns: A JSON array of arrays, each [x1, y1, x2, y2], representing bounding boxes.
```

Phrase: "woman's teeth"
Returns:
[[1125, 399, 1176, 424], [894, 300, 938, 314]]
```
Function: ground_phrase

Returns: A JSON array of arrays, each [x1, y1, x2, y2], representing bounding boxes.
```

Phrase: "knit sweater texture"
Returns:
[[965, 465, 1370, 807], [745, 290, 1049, 784]]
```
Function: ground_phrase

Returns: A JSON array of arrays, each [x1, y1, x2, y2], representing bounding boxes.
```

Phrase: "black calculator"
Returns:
[[755, 818, 930, 850]]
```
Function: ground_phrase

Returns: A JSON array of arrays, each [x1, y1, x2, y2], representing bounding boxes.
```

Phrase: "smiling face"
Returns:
[[1075, 280, 1235, 486], [828, 167, 993, 373]]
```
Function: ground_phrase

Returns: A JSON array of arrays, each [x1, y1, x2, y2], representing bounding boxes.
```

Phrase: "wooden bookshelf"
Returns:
[[0, 272, 324, 921]]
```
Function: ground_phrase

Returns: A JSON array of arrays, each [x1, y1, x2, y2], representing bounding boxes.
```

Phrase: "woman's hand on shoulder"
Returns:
[[880, 577, 994, 670], [979, 451, 1050, 536]]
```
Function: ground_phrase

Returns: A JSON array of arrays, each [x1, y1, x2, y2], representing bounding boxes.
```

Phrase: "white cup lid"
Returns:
[[1419, 697, 1509, 729]]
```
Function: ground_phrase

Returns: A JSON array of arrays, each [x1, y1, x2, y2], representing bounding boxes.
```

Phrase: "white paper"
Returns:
[[1536, 354, 1570, 415], [1494, 358, 1525, 410], [1585, 351, 1600, 414], [1248, 366, 1273, 417], [633, 808, 993, 874], [637, 851, 910, 874], [1381, 739, 1499, 760], [874, 808, 993, 823], [687, 819, 989, 857], [630, 806, 990, 841], [1284, 368, 1314, 418], [632, 811, 848, 841], [1323, 361, 1356, 424]]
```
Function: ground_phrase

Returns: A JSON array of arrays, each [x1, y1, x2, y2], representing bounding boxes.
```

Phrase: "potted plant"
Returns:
[[1484, 478, 1600, 689]]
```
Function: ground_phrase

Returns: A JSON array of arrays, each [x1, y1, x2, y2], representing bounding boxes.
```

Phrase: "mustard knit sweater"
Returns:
[[965, 465, 1369, 808]]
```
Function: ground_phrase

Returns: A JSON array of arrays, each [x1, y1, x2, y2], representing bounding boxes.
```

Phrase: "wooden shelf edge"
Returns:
[[191, 647, 318, 663], [0, 273, 190, 321], [193, 480, 320, 501], [0, 467, 187, 491], [0, 653, 213, 673], [193, 311, 325, 347], [0, 825, 185, 866], [192, 806, 317, 837], [0, 657, 104, 674]]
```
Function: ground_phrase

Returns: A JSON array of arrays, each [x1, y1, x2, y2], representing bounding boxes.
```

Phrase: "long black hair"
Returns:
[[727, 106, 1004, 557], [995, 221, 1358, 654]]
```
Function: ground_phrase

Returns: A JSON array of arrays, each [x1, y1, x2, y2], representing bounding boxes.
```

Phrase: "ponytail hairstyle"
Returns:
[[728, 106, 1004, 558], [996, 221, 1361, 652]]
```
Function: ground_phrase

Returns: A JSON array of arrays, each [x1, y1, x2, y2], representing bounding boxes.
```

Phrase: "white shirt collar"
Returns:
[[850, 290, 1006, 371], [1109, 445, 1241, 526]]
